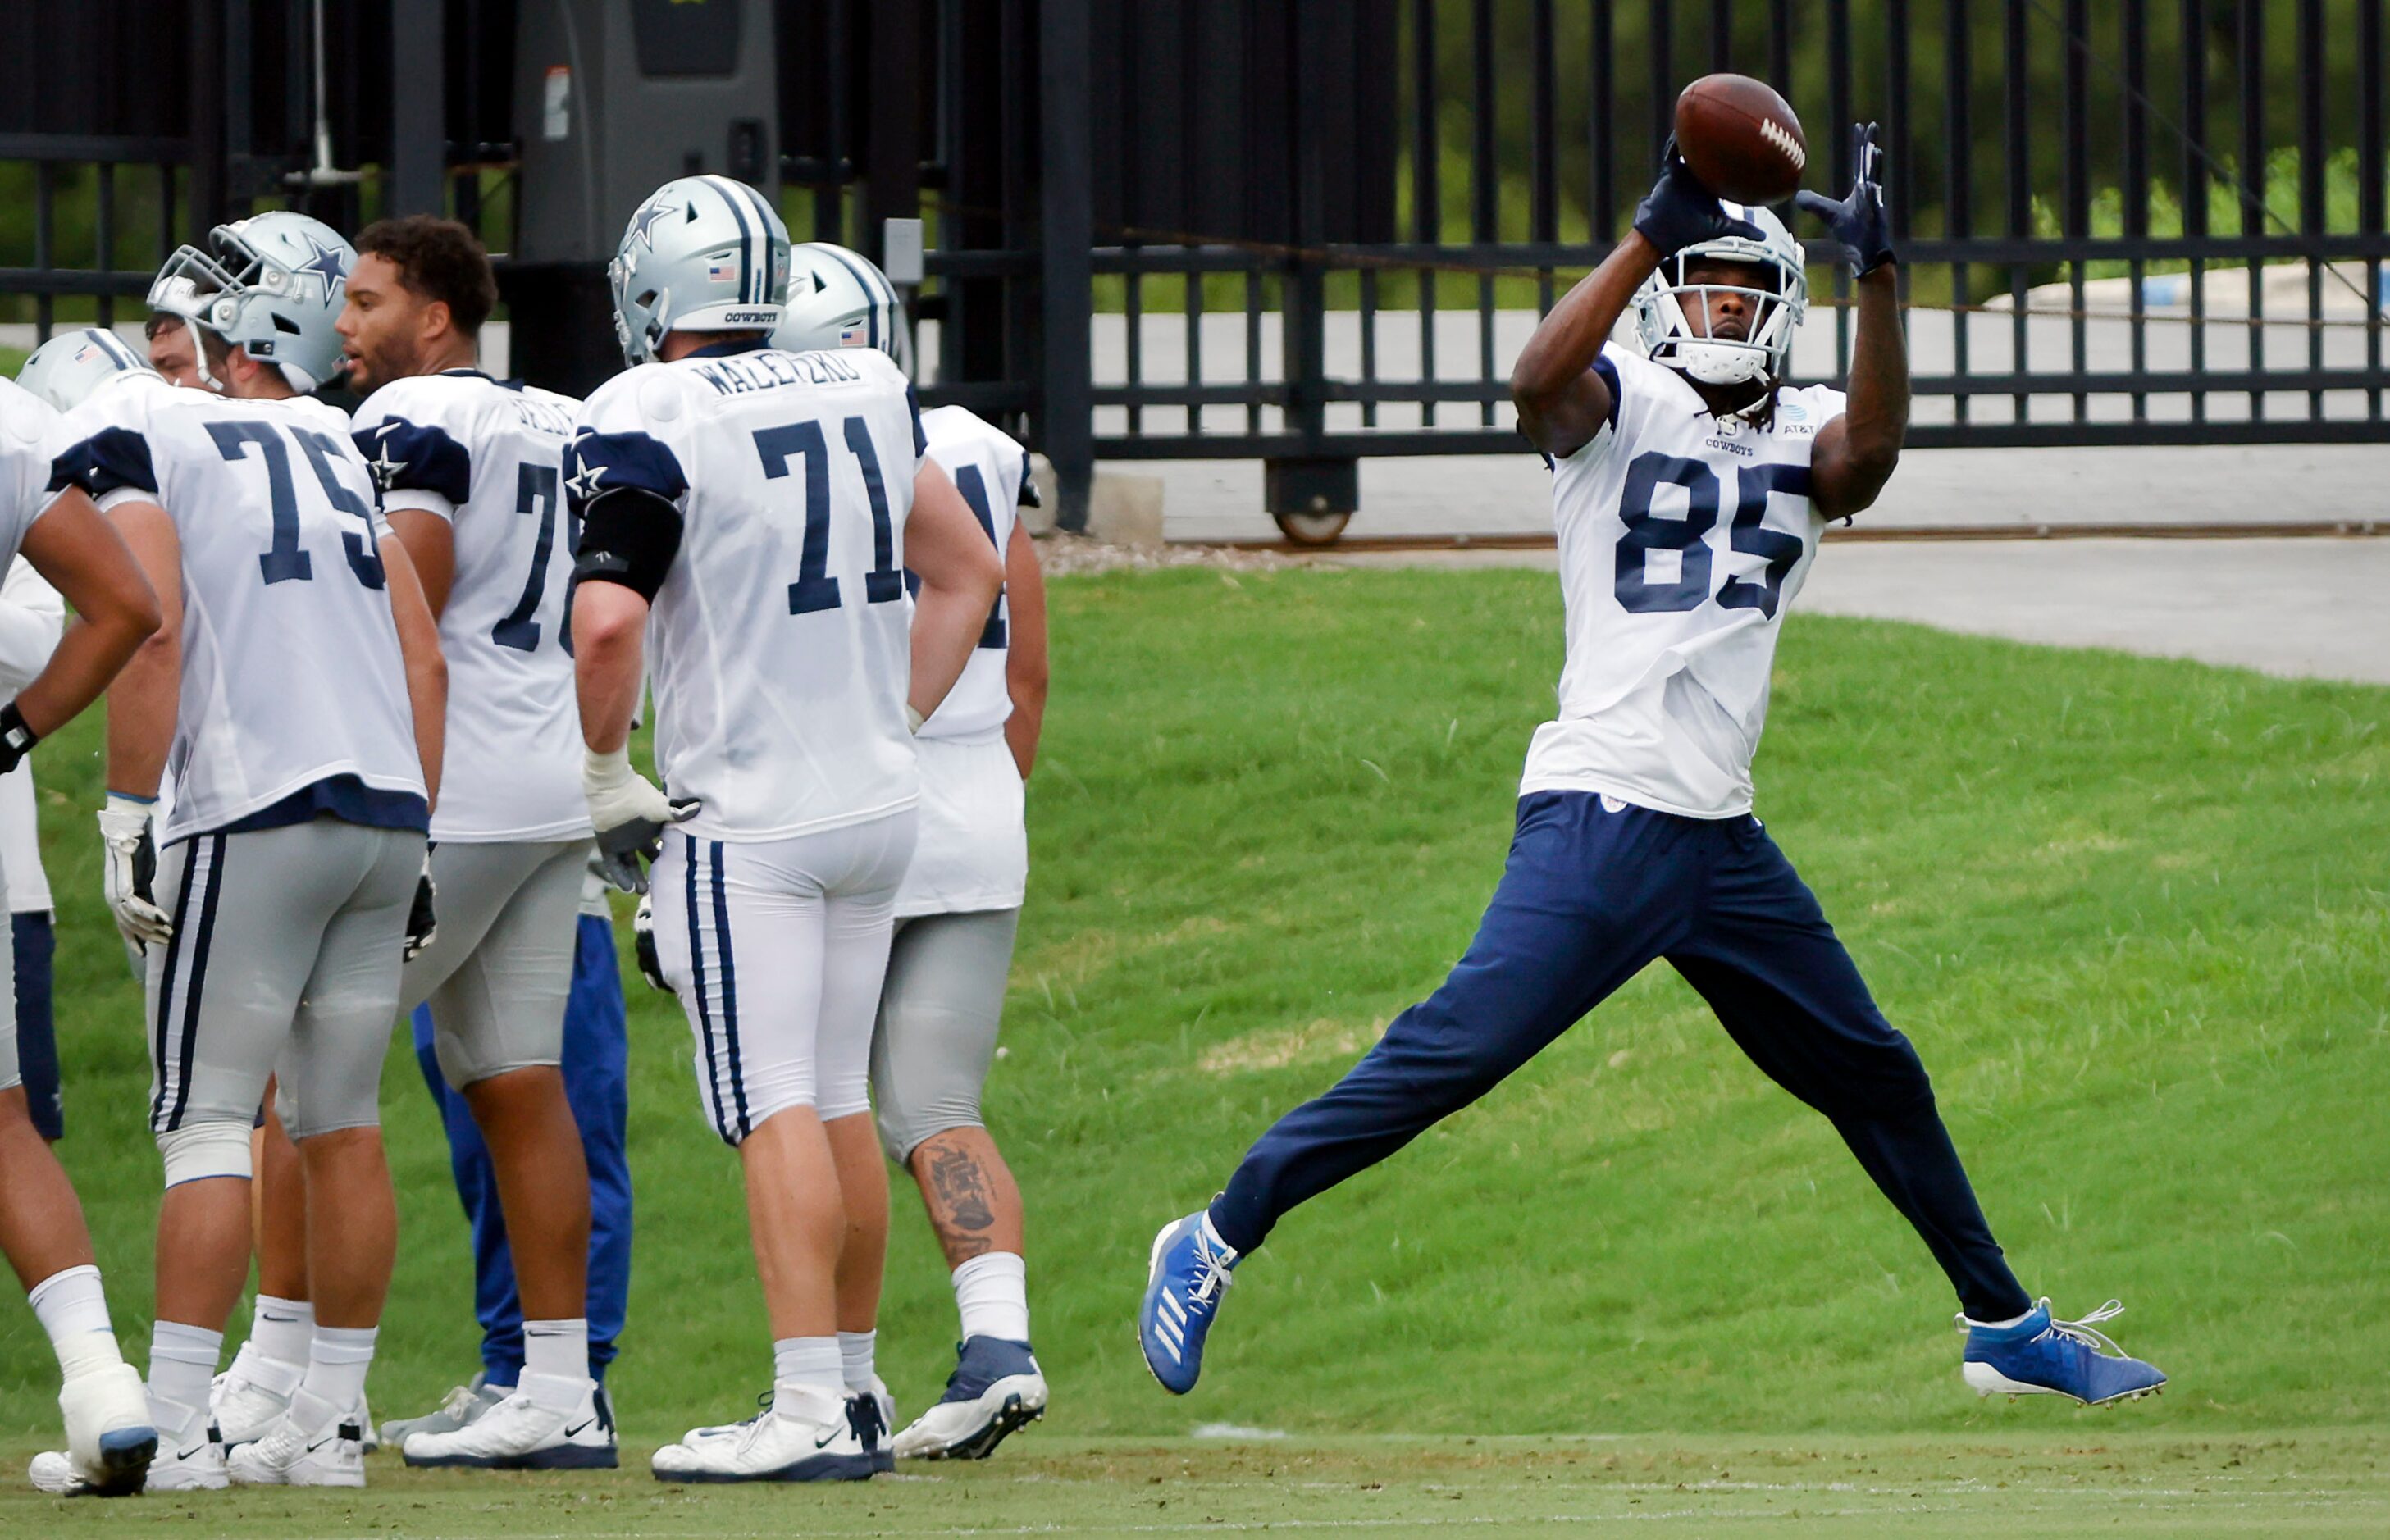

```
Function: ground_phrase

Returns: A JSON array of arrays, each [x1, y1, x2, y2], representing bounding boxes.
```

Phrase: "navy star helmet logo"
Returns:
[[294, 233, 350, 306], [627, 197, 678, 253]]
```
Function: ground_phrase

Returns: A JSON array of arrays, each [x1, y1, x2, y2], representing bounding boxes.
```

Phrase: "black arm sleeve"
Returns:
[[572, 486, 683, 603]]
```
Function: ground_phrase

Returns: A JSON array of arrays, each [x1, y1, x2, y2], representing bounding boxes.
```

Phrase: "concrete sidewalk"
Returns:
[[1146, 442, 2390, 544], [1319, 536, 2390, 687]]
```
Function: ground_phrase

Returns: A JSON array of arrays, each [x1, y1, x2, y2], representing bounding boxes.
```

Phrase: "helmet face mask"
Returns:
[[1632, 203, 1808, 394], [610, 176, 792, 367], [147, 212, 355, 394]]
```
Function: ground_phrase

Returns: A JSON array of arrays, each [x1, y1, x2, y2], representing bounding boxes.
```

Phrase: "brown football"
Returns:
[[1674, 74, 1807, 207]]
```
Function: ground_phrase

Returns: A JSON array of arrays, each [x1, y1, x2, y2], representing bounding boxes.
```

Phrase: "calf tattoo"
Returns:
[[927, 1141, 997, 1261]]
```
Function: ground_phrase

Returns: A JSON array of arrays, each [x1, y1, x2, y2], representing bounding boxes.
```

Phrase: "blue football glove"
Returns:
[[1632, 138, 1766, 260], [1795, 122, 1895, 278]]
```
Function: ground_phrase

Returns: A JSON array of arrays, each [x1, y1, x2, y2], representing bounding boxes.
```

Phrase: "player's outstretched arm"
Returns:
[[95, 501, 181, 800], [1001, 519, 1048, 780], [1799, 123, 1907, 520], [1513, 146, 1763, 459], [5, 489, 159, 755], [381, 537, 449, 811], [905, 460, 1006, 728]]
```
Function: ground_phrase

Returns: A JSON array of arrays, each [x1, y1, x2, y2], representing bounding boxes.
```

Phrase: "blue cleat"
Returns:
[[1959, 1298, 2166, 1406], [1139, 1210, 1239, 1394]]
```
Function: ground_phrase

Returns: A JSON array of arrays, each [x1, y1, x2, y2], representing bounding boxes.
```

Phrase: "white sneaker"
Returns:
[[358, 1392, 379, 1454], [141, 1402, 229, 1492], [57, 1359, 157, 1493], [209, 1354, 301, 1447], [402, 1379, 617, 1470], [650, 1383, 874, 1483], [225, 1390, 365, 1488], [892, 1336, 1048, 1460]]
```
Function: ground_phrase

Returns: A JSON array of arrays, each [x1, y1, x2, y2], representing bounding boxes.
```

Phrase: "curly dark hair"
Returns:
[[353, 216, 499, 336]]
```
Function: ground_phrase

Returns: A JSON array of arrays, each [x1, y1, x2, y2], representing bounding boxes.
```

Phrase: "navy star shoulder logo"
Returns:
[[295, 233, 351, 305], [566, 454, 610, 504], [627, 198, 678, 253], [366, 422, 410, 490]]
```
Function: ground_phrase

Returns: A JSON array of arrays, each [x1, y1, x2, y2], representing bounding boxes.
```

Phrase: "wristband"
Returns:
[[0, 701, 38, 774]]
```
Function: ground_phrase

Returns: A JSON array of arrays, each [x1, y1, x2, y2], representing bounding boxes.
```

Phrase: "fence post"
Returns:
[[1038, 0, 1095, 534], [389, 0, 446, 216]]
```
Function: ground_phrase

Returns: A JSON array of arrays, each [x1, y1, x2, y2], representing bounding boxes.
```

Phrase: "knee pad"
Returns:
[[157, 1121, 254, 1187]]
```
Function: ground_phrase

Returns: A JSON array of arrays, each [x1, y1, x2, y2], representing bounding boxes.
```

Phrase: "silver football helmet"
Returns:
[[148, 211, 355, 393], [17, 328, 159, 412], [609, 175, 791, 366], [770, 241, 911, 375], [1631, 202, 1808, 389]]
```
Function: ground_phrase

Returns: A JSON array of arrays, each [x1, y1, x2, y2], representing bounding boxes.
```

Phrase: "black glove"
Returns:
[[0, 701, 38, 776], [632, 896, 671, 993], [404, 854, 438, 963], [1795, 122, 1895, 278], [1632, 138, 1766, 260]]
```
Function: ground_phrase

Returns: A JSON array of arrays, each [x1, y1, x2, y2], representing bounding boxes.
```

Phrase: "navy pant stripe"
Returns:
[[707, 840, 751, 1138], [166, 836, 229, 1132], [148, 837, 208, 1129], [684, 834, 730, 1143]]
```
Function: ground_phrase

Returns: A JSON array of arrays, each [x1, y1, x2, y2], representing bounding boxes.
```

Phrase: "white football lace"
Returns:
[[1188, 1237, 1234, 1311], [2045, 1297, 2129, 1357]]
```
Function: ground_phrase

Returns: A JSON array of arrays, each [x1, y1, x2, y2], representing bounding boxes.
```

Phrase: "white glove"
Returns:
[[97, 793, 172, 951], [584, 746, 699, 894]]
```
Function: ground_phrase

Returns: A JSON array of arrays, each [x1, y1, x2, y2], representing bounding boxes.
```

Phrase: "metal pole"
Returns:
[[864, 0, 924, 267], [1038, 0, 1095, 533], [389, 0, 447, 216]]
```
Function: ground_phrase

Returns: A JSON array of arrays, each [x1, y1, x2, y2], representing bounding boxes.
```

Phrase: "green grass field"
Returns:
[[1, 564, 2384, 1534]]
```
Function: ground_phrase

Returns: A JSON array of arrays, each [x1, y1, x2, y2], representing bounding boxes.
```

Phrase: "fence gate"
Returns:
[[5, 2, 2383, 542]]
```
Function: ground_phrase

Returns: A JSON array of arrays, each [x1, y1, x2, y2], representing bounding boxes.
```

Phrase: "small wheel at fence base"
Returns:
[[1274, 511, 1352, 547]]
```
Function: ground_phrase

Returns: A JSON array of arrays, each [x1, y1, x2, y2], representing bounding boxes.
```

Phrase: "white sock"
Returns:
[[246, 1294, 313, 1368], [147, 1320, 224, 1426], [522, 1319, 591, 1411], [953, 1252, 1031, 1344], [29, 1266, 122, 1378], [770, 1336, 844, 1401], [1973, 1307, 2037, 1331], [837, 1330, 876, 1392], [299, 1325, 377, 1413]]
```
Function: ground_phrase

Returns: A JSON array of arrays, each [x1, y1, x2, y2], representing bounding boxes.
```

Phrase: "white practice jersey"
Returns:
[[0, 379, 65, 579], [0, 558, 66, 914], [352, 371, 587, 843], [0, 380, 71, 914], [1520, 343, 1845, 818], [568, 343, 924, 841], [916, 404, 1029, 742], [50, 382, 426, 845]]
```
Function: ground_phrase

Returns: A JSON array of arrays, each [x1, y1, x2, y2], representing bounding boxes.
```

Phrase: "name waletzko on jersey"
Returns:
[[568, 342, 928, 842], [350, 370, 588, 844], [1520, 342, 1847, 820], [48, 380, 426, 845]]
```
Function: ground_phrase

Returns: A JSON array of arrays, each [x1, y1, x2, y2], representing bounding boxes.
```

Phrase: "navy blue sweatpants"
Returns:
[[412, 914, 634, 1384], [1210, 791, 2032, 1322]]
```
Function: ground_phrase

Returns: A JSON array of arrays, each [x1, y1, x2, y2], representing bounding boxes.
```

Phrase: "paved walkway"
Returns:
[[1318, 536, 2390, 686], [1146, 443, 2390, 544]]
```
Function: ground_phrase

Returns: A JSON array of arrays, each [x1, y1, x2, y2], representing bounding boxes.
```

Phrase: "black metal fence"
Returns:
[[6, 1, 2386, 538]]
